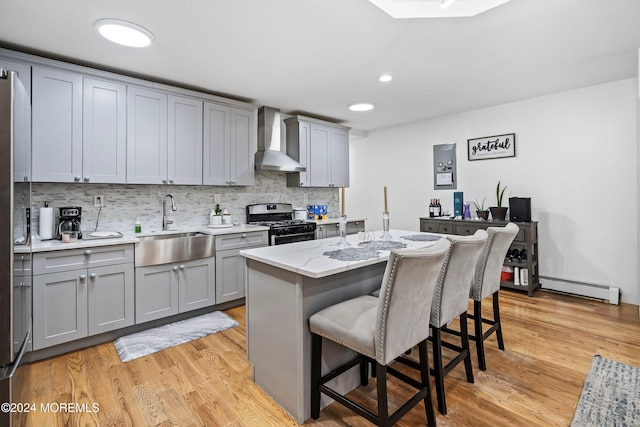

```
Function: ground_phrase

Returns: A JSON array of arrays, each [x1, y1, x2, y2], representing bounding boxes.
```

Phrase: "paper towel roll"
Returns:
[[39, 207, 54, 240]]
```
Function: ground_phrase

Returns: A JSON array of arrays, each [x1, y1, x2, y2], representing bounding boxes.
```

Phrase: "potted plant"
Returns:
[[489, 181, 508, 221], [473, 197, 489, 220]]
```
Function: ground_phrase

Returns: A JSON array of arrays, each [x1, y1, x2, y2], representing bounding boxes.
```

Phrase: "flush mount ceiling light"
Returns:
[[349, 103, 375, 112], [379, 74, 393, 82], [367, 0, 512, 18], [95, 19, 154, 47]]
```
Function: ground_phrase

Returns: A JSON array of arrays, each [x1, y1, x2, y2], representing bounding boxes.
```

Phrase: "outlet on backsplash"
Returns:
[[214, 193, 220, 203], [93, 195, 105, 207], [303, 193, 308, 202]]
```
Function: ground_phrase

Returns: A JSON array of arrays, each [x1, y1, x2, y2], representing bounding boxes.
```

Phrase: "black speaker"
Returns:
[[509, 197, 531, 222]]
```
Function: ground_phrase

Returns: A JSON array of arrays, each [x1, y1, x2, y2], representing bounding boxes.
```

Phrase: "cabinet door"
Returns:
[[215, 249, 245, 303], [347, 220, 365, 235], [329, 127, 350, 187], [135, 264, 179, 324], [230, 108, 255, 186], [127, 87, 168, 184], [203, 102, 230, 185], [325, 222, 340, 238], [309, 123, 331, 187], [168, 95, 203, 185], [285, 119, 311, 187], [1, 58, 31, 183], [32, 269, 88, 349], [179, 258, 216, 312], [83, 78, 127, 183], [32, 66, 83, 182], [88, 263, 134, 335]]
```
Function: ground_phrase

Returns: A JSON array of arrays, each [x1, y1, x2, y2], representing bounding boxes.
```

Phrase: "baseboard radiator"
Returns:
[[540, 276, 620, 305]]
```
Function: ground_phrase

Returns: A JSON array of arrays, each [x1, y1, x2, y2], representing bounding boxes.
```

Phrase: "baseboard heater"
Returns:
[[540, 276, 620, 305]]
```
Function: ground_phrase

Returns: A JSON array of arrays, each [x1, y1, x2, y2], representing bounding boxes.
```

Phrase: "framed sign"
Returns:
[[467, 133, 516, 161]]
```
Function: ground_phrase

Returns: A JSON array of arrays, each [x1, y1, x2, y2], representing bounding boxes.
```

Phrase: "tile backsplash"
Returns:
[[29, 171, 339, 237]]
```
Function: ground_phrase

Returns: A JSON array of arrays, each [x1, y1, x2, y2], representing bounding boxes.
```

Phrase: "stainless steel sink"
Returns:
[[135, 231, 215, 267]]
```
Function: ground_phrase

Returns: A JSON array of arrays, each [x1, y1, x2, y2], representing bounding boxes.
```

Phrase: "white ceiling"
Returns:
[[1, 0, 639, 134]]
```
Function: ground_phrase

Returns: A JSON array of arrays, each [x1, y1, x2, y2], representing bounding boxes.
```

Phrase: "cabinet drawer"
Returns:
[[33, 244, 134, 275], [420, 220, 438, 233], [215, 231, 268, 251], [325, 223, 340, 238], [454, 224, 484, 236], [347, 220, 365, 235], [437, 223, 453, 234]]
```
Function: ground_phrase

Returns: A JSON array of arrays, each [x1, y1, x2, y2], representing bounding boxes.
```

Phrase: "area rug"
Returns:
[[114, 311, 238, 362], [571, 354, 640, 426]]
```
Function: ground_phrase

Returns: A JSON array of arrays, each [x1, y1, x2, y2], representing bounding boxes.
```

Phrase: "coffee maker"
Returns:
[[57, 206, 82, 240]]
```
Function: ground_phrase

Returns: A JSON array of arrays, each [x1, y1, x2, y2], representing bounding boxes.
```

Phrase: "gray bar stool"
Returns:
[[309, 239, 451, 426]]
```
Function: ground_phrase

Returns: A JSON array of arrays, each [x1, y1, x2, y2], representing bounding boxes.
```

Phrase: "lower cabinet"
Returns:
[[316, 220, 366, 239], [32, 259, 134, 350], [214, 231, 268, 303], [135, 257, 216, 324]]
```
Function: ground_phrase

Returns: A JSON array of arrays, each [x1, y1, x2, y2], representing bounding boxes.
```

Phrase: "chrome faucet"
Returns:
[[162, 194, 178, 231]]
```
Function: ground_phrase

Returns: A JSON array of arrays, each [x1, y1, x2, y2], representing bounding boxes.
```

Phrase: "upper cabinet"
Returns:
[[285, 116, 350, 188], [203, 103, 255, 186], [32, 67, 127, 183], [32, 66, 83, 183], [83, 78, 127, 183], [126, 87, 203, 185], [0, 57, 31, 183]]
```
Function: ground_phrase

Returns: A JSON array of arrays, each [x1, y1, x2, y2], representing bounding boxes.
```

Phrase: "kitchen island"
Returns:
[[240, 229, 444, 423]]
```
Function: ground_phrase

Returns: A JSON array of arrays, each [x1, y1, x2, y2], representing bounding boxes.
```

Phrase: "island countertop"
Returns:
[[240, 229, 444, 279]]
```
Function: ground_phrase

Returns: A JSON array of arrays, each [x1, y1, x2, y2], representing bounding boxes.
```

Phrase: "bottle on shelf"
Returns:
[[134, 218, 142, 234], [429, 199, 435, 218], [434, 199, 441, 217]]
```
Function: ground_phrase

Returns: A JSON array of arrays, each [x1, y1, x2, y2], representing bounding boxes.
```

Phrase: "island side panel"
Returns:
[[245, 257, 387, 423]]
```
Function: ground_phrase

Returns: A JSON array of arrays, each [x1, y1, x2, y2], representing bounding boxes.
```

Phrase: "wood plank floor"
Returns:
[[16, 289, 640, 426]]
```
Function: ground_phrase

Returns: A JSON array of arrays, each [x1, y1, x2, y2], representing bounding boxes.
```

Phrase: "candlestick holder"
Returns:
[[332, 214, 350, 248], [381, 211, 392, 240]]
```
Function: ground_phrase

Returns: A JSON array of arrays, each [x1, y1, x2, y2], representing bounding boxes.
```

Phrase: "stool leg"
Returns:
[[493, 292, 505, 350], [418, 340, 437, 427], [360, 358, 369, 386], [460, 312, 474, 383], [376, 363, 390, 427], [431, 327, 447, 414], [311, 333, 322, 419], [474, 300, 487, 371]]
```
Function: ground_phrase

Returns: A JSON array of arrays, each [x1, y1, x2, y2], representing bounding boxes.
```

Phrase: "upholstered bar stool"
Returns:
[[467, 222, 519, 371], [309, 239, 451, 427]]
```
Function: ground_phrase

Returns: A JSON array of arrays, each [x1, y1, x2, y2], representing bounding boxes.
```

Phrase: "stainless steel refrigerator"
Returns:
[[0, 68, 32, 427]]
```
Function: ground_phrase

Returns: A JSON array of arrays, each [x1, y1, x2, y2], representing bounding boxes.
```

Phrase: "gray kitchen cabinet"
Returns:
[[215, 231, 268, 303], [168, 95, 203, 185], [127, 88, 204, 185], [82, 78, 127, 183], [315, 220, 366, 239], [32, 66, 83, 182], [135, 257, 216, 324], [203, 102, 256, 186], [32, 68, 126, 183], [0, 57, 31, 182], [32, 244, 135, 349], [285, 116, 350, 188], [126, 86, 168, 184]]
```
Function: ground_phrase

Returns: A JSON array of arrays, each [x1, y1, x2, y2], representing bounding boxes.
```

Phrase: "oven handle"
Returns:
[[272, 231, 316, 245]]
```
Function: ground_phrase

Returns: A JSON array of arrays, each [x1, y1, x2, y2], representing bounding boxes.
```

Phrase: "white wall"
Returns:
[[349, 78, 638, 304]]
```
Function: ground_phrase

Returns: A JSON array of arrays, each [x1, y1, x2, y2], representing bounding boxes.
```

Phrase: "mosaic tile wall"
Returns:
[[28, 171, 339, 237]]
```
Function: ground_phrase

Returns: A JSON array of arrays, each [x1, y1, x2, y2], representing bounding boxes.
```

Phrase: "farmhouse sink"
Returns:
[[135, 231, 215, 267]]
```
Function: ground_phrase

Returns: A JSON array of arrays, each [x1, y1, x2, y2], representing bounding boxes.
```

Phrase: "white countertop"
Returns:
[[240, 229, 444, 279], [27, 223, 269, 253]]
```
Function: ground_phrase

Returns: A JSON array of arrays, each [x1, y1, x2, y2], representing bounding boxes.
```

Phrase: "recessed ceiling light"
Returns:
[[379, 74, 393, 82], [349, 103, 375, 112], [95, 19, 154, 47]]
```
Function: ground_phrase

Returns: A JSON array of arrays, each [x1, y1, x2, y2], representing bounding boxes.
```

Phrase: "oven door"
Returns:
[[272, 231, 316, 245]]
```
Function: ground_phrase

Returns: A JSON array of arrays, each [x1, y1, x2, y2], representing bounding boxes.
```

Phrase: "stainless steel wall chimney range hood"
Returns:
[[255, 106, 306, 172]]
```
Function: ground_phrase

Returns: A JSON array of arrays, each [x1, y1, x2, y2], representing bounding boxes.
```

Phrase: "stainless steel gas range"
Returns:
[[246, 203, 316, 245]]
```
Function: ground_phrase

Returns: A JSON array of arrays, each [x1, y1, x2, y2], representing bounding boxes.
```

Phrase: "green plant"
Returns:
[[473, 197, 487, 212], [496, 181, 507, 207]]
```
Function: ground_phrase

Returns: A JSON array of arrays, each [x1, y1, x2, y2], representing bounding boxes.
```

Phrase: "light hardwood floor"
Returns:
[[16, 290, 640, 426]]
